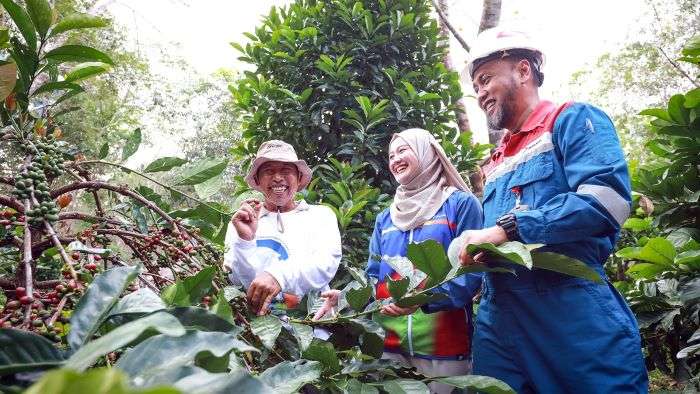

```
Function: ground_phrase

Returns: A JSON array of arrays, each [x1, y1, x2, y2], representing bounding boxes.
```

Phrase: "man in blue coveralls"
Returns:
[[427, 28, 648, 392]]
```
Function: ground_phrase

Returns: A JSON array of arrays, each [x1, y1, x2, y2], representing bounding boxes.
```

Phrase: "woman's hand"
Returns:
[[380, 303, 418, 317], [312, 289, 341, 321]]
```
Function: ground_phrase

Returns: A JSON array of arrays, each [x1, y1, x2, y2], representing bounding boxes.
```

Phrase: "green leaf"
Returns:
[[531, 252, 603, 283], [382, 379, 430, 393], [302, 339, 341, 374], [65, 312, 185, 372], [668, 94, 689, 125], [395, 292, 447, 308], [407, 240, 451, 288], [175, 158, 229, 186], [259, 360, 322, 393], [121, 128, 141, 161], [161, 267, 215, 307], [97, 142, 109, 159], [49, 13, 109, 37], [0, 328, 65, 375], [172, 370, 269, 394], [250, 315, 282, 349], [116, 331, 256, 379], [0, 0, 37, 51], [678, 343, 700, 359], [626, 263, 667, 279], [64, 62, 110, 82], [68, 265, 141, 350], [387, 276, 410, 300], [44, 45, 114, 65], [639, 108, 672, 122], [676, 250, 700, 269], [32, 80, 83, 96], [25, 0, 53, 39], [194, 173, 224, 199], [679, 278, 700, 304], [25, 368, 181, 394], [0, 61, 17, 102], [432, 375, 515, 394], [468, 242, 533, 269], [144, 157, 188, 173], [108, 288, 166, 318], [623, 217, 651, 232], [289, 322, 313, 352], [210, 292, 234, 324], [164, 307, 241, 334], [685, 88, 700, 108], [345, 379, 380, 393], [66, 240, 109, 255], [346, 285, 372, 311], [639, 237, 676, 266], [131, 204, 148, 234]]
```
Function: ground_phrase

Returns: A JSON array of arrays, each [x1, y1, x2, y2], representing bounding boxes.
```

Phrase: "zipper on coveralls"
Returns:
[[407, 228, 415, 357]]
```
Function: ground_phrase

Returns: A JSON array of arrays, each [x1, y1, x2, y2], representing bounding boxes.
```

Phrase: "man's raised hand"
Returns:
[[232, 199, 261, 241]]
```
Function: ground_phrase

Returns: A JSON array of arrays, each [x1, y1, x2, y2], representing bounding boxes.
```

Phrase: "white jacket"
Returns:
[[224, 200, 342, 296]]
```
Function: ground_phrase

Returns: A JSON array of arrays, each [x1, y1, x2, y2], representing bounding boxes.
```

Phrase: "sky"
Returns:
[[104, 0, 645, 153]]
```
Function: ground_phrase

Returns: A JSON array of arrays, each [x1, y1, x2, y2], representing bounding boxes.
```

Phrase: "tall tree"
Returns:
[[434, 0, 470, 133], [479, 0, 501, 33], [230, 0, 487, 190]]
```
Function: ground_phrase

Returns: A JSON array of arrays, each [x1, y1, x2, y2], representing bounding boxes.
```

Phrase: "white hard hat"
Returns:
[[466, 27, 545, 82]]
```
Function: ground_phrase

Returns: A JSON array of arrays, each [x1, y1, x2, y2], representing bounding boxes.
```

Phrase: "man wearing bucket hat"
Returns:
[[224, 140, 341, 315], [423, 28, 648, 392]]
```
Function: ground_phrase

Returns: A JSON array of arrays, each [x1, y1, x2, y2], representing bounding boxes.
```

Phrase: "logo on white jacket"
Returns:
[[256, 237, 289, 260]]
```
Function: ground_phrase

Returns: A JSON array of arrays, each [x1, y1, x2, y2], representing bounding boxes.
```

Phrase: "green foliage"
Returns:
[[26, 368, 180, 394], [67, 265, 141, 349], [230, 0, 488, 192], [161, 267, 215, 307], [608, 34, 700, 389], [0, 328, 66, 374]]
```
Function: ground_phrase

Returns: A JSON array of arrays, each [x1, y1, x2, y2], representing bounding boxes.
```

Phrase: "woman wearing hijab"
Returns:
[[315, 128, 484, 393]]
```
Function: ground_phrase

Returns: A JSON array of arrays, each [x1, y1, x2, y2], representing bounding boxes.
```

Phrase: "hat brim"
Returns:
[[244, 157, 312, 192]]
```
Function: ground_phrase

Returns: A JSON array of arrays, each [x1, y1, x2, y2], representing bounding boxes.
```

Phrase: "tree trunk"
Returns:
[[479, 0, 502, 33], [435, 0, 471, 133], [479, 0, 503, 144]]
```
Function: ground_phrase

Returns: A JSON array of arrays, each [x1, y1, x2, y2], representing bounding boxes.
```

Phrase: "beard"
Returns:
[[486, 78, 518, 130]]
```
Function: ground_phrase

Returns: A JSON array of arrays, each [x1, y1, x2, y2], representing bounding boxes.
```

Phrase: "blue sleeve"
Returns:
[[514, 103, 632, 244], [365, 214, 384, 281], [423, 192, 484, 313]]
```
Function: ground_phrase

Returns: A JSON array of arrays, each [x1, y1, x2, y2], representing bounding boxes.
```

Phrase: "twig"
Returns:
[[50, 180, 185, 234], [430, 0, 470, 52], [22, 199, 33, 298], [76, 160, 228, 216], [656, 46, 700, 88], [44, 221, 79, 282], [0, 194, 24, 212], [47, 295, 68, 327]]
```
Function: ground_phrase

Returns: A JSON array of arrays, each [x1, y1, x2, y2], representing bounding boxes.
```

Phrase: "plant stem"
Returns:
[[77, 160, 228, 215]]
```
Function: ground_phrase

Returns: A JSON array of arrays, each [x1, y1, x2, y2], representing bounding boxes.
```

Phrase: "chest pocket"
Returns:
[[505, 153, 556, 210]]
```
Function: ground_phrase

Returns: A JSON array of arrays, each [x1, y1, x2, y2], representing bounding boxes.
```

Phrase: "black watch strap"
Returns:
[[496, 213, 522, 242]]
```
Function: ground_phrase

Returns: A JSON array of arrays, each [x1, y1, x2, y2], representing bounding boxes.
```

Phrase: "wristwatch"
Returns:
[[496, 213, 522, 242]]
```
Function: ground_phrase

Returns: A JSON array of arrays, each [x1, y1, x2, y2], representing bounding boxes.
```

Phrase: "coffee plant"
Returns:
[[606, 35, 700, 391]]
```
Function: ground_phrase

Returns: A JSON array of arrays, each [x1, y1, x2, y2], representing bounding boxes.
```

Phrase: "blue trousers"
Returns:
[[473, 271, 648, 393]]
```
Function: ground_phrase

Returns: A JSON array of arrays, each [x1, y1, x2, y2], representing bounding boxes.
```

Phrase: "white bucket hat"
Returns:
[[244, 140, 312, 192]]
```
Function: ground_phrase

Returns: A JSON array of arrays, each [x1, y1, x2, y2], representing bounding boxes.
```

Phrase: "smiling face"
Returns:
[[255, 161, 300, 211], [472, 58, 520, 130], [388, 138, 420, 185]]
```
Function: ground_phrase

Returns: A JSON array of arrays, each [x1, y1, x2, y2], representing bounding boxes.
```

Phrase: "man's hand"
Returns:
[[232, 199, 261, 241], [312, 290, 341, 321], [247, 272, 282, 316], [458, 226, 508, 265], [380, 303, 418, 317]]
